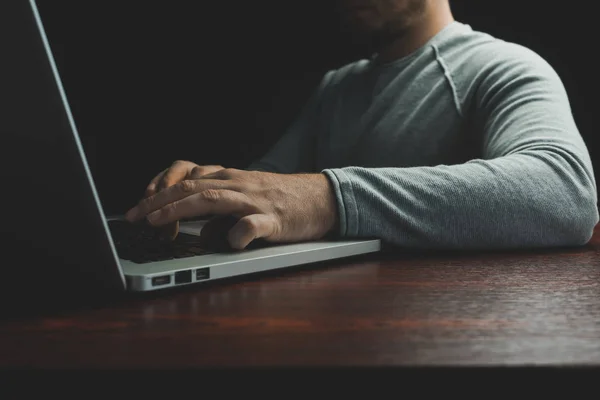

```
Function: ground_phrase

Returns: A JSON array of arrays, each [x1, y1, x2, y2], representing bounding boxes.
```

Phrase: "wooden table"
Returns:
[[2, 227, 600, 368]]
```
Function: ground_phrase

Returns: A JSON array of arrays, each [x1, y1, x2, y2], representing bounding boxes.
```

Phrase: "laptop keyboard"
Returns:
[[108, 220, 214, 264]]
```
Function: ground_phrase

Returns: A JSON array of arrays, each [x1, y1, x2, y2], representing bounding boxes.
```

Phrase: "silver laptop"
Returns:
[[0, 0, 380, 293]]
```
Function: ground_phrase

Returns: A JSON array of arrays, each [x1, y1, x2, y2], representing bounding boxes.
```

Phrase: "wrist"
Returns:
[[317, 173, 339, 237]]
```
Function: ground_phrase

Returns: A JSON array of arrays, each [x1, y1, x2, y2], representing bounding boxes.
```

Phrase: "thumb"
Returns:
[[228, 214, 278, 250]]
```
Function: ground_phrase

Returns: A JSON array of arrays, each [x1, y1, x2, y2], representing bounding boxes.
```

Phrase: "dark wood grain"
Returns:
[[2, 227, 600, 368]]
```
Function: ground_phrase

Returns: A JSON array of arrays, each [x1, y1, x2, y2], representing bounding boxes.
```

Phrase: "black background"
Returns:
[[35, 0, 598, 216]]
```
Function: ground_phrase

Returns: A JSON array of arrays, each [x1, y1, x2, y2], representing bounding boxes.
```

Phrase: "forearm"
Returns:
[[323, 150, 598, 249]]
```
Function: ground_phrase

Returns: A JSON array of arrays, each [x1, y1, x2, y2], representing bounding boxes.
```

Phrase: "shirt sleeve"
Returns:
[[322, 47, 599, 249], [246, 71, 334, 173]]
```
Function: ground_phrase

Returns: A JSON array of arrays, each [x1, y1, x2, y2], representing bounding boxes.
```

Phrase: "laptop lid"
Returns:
[[0, 0, 126, 292]]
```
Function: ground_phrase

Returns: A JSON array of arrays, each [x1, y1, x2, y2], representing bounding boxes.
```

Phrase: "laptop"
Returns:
[[0, 0, 380, 293]]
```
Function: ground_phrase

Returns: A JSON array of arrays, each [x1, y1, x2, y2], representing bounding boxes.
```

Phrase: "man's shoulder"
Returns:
[[436, 23, 562, 99], [318, 22, 562, 98], [438, 23, 550, 68]]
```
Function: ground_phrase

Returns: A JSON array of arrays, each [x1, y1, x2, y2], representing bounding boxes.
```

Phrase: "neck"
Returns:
[[374, 1, 454, 64]]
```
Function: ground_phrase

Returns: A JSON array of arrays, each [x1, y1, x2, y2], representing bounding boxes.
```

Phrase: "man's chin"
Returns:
[[342, 30, 386, 56], [339, 24, 376, 47]]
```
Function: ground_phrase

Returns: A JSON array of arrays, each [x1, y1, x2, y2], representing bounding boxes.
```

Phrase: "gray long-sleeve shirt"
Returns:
[[248, 21, 598, 249]]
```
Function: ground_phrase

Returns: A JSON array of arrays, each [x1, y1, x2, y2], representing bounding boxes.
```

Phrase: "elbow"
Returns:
[[568, 200, 598, 246], [570, 164, 599, 245], [557, 189, 599, 247], [546, 151, 599, 246]]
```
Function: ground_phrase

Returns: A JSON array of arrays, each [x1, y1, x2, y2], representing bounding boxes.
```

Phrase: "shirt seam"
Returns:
[[431, 43, 464, 118]]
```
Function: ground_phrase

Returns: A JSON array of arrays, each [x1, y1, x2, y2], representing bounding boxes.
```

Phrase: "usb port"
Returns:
[[174, 270, 192, 284], [152, 275, 171, 286], [196, 268, 210, 281]]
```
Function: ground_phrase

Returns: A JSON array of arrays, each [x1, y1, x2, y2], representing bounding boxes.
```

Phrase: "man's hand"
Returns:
[[142, 161, 224, 240], [125, 168, 339, 250], [145, 160, 224, 198]]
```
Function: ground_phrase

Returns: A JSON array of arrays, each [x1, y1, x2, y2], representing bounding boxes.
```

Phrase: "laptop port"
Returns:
[[174, 270, 192, 284], [152, 275, 171, 286], [196, 268, 210, 281]]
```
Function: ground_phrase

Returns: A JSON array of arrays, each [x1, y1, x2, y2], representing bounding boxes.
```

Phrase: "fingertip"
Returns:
[[228, 224, 253, 250], [228, 240, 245, 251], [228, 236, 248, 251], [124, 209, 136, 222]]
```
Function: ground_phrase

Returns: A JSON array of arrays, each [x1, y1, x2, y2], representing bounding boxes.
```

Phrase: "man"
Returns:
[[126, 0, 598, 250]]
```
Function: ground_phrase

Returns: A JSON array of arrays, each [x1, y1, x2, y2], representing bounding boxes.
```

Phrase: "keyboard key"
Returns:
[[107, 220, 214, 263]]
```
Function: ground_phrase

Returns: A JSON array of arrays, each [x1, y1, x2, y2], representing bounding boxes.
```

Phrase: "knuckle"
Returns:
[[199, 189, 221, 203], [171, 160, 192, 171], [220, 168, 237, 179], [178, 180, 196, 193], [239, 217, 257, 235], [190, 166, 206, 177]]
